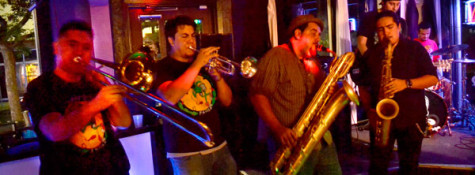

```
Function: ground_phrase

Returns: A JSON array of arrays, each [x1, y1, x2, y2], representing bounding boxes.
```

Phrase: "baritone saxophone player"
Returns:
[[250, 14, 342, 174], [351, 11, 438, 175]]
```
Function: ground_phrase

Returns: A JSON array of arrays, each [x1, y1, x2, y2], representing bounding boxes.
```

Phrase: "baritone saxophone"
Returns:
[[374, 43, 399, 147], [270, 52, 360, 175]]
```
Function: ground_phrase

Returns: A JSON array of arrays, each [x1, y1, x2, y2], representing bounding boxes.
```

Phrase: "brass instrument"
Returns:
[[374, 43, 399, 147], [188, 46, 258, 78], [270, 52, 359, 175], [74, 56, 215, 147]]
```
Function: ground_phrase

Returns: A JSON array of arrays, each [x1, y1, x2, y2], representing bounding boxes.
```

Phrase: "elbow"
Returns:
[[38, 114, 69, 142], [221, 96, 232, 107], [40, 125, 68, 142]]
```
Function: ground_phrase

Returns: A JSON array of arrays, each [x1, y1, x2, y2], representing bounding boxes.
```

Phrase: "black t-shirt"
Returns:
[[24, 72, 130, 175], [151, 57, 225, 153], [357, 39, 437, 129], [357, 11, 408, 50]]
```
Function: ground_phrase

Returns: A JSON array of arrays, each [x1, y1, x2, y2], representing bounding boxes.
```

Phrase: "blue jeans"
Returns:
[[168, 145, 237, 175], [268, 138, 342, 175]]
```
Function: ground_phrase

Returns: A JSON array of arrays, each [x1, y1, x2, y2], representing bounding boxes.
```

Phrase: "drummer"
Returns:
[[415, 22, 440, 62]]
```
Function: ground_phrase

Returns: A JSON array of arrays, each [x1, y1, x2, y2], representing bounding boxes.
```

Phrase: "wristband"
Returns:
[[406, 79, 412, 89]]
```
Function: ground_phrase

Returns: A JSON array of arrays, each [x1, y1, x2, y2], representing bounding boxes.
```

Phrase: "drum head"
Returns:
[[425, 91, 448, 128]]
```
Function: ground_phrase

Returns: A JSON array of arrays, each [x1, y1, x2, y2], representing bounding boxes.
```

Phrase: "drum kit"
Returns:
[[425, 44, 475, 136]]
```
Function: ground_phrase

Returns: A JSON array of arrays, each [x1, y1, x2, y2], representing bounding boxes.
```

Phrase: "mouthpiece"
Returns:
[[188, 46, 198, 52], [73, 56, 82, 63]]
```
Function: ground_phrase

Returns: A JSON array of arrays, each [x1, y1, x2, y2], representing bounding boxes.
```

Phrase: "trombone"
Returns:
[[188, 46, 257, 78], [74, 56, 215, 148]]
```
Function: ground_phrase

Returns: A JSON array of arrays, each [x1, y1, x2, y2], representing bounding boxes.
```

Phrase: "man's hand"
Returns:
[[85, 71, 110, 88], [192, 46, 220, 69], [206, 63, 223, 81], [385, 78, 407, 94], [273, 125, 297, 147], [90, 85, 127, 111]]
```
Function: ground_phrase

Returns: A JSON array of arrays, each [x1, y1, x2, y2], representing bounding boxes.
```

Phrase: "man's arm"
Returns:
[[107, 99, 131, 128], [157, 47, 219, 104], [386, 75, 438, 95], [250, 94, 296, 147], [39, 85, 127, 141], [357, 36, 369, 55], [214, 76, 232, 107], [207, 67, 232, 107]]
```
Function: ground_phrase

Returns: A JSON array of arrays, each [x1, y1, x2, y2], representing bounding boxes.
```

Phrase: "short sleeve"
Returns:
[[249, 48, 283, 97], [414, 42, 438, 78]]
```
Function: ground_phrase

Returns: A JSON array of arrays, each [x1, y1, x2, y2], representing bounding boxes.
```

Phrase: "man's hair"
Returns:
[[382, 0, 401, 2], [164, 15, 196, 51], [287, 15, 324, 41], [376, 11, 400, 26], [59, 20, 93, 38], [418, 22, 432, 30], [165, 15, 196, 40]]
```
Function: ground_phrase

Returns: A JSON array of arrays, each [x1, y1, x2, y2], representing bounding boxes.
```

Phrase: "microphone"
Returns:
[[316, 45, 336, 56]]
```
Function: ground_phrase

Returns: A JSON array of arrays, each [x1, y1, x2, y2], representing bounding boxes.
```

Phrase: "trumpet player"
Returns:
[[353, 11, 438, 175], [23, 20, 131, 174], [151, 15, 237, 174], [250, 15, 341, 174]]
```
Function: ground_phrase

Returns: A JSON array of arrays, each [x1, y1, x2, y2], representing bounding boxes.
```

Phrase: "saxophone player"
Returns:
[[250, 15, 342, 174], [353, 11, 438, 174]]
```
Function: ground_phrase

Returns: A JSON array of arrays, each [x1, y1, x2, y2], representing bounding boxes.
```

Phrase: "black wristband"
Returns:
[[406, 79, 412, 89]]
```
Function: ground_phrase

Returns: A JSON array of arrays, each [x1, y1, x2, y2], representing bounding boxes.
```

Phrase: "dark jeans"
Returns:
[[369, 123, 425, 175]]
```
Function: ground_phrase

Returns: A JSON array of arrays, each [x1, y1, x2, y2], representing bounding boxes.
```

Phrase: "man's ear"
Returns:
[[294, 29, 302, 40], [167, 37, 175, 48], [398, 23, 402, 32]]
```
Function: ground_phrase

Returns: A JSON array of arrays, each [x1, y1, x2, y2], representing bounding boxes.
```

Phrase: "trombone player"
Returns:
[[150, 15, 237, 174], [352, 11, 438, 174], [23, 20, 131, 174]]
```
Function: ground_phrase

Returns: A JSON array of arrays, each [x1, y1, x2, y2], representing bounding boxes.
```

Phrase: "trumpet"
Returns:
[[74, 56, 215, 148], [188, 46, 257, 78]]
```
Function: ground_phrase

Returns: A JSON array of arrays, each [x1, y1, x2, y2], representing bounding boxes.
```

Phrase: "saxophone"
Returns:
[[270, 52, 359, 175], [374, 43, 399, 147]]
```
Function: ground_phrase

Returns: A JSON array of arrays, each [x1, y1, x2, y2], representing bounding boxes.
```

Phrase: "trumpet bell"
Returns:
[[241, 56, 258, 78]]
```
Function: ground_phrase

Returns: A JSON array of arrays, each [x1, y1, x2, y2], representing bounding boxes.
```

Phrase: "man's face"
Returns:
[[299, 22, 322, 58], [418, 28, 431, 41], [382, 1, 401, 13], [169, 25, 196, 59], [54, 29, 93, 75], [376, 16, 401, 46]]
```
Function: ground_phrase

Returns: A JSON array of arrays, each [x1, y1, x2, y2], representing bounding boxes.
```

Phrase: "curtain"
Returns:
[[268, 0, 278, 47], [422, 0, 437, 40], [406, 0, 419, 39], [336, 0, 352, 55]]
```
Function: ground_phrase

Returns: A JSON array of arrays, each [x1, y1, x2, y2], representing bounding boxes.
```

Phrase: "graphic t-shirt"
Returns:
[[24, 72, 129, 175], [151, 57, 225, 153]]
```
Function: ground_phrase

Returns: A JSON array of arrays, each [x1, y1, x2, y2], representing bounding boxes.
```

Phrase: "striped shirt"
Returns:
[[250, 44, 326, 127]]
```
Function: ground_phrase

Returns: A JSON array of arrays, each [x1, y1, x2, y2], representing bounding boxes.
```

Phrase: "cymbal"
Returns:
[[452, 59, 475, 63], [431, 44, 468, 56]]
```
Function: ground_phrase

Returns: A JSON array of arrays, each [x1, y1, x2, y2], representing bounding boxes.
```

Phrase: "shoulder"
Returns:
[[263, 46, 293, 59], [27, 72, 53, 90]]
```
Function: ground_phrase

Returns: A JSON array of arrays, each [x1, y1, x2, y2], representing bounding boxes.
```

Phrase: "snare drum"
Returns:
[[424, 91, 448, 133]]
